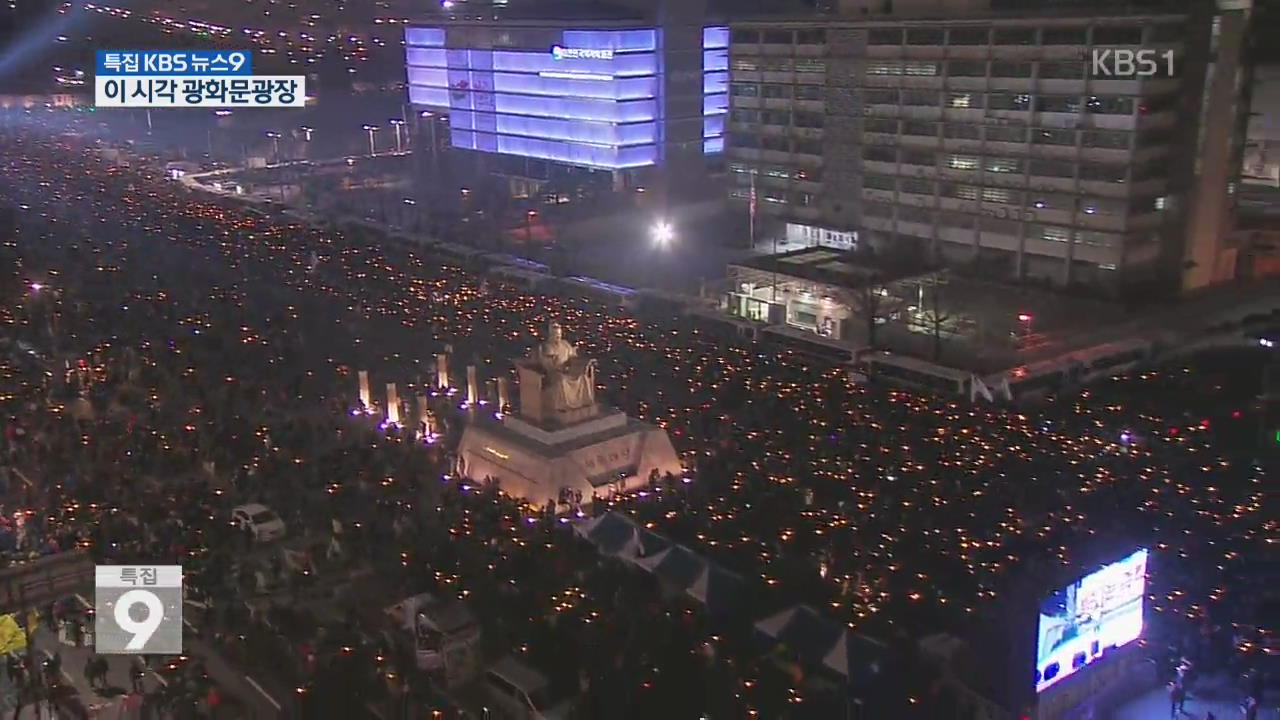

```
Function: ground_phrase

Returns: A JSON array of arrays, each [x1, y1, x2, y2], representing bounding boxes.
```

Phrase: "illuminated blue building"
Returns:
[[405, 15, 727, 196]]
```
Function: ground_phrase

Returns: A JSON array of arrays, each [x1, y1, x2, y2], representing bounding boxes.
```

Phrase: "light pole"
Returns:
[[525, 210, 537, 246], [362, 124, 379, 155], [299, 125, 313, 142], [388, 118, 405, 153], [1017, 312, 1033, 340], [419, 110, 438, 168], [265, 131, 282, 163]]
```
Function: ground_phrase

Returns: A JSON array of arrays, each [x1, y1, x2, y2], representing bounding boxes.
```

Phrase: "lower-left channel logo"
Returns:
[[94, 565, 183, 654]]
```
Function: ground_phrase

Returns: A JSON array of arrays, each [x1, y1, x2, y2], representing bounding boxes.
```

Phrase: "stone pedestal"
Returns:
[[457, 408, 680, 509], [436, 353, 449, 389], [466, 365, 478, 406], [358, 370, 371, 408], [386, 383, 401, 425]]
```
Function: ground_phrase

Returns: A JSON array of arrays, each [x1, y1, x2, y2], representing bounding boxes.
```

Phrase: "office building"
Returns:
[[726, 0, 1253, 295], [403, 1, 727, 208]]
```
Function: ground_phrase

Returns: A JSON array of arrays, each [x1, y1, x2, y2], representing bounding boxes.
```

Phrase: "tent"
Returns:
[[685, 565, 746, 616], [574, 512, 638, 556], [634, 545, 707, 591], [756, 605, 891, 685]]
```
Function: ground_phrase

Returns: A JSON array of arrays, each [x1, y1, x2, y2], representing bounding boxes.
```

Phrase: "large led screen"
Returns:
[[1035, 548, 1147, 693]]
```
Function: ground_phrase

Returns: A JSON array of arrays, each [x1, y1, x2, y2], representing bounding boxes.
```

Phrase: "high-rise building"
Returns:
[[726, 0, 1253, 295], [404, 0, 728, 211]]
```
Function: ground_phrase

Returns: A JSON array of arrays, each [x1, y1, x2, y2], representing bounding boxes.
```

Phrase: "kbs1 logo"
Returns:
[[94, 565, 183, 654], [1090, 49, 1175, 78]]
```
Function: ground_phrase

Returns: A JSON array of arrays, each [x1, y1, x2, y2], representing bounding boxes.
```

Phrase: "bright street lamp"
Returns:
[[299, 125, 314, 142], [388, 118, 405, 153], [265, 131, 282, 162], [651, 221, 674, 247], [361, 124, 379, 155]]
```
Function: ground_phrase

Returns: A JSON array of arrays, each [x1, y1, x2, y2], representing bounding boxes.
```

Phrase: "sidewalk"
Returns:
[[1111, 673, 1277, 720]]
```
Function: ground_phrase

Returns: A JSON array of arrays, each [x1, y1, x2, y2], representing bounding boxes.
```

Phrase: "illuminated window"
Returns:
[[947, 155, 980, 170]]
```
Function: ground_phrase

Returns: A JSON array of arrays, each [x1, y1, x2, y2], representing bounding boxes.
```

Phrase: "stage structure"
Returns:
[[456, 322, 680, 509]]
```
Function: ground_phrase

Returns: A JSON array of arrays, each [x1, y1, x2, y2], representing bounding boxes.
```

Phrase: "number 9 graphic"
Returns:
[[114, 589, 164, 650]]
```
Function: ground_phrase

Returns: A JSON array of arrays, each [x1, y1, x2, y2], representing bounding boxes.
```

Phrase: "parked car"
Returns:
[[231, 503, 286, 542], [479, 656, 576, 720]]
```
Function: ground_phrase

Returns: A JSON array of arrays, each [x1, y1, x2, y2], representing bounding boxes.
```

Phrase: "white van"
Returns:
[[480, 656, 576, 720]]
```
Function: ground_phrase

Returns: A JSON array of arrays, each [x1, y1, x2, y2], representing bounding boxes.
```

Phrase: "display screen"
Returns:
[[1035, 548, 1147, 693]]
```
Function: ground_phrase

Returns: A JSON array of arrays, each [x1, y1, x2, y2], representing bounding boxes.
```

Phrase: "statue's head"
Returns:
[[548, 322, 563, 341]]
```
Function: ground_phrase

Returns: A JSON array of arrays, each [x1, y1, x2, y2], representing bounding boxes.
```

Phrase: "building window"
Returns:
[[865, 118, 898, 134], [762, 30, 793, 44], [761, 110, 789, 125], [794, 166, 821, 181], [902, 89, 938, 106], [1036, 95, 1081, 114], [864, 202, 894, 218], [948, 27, 990, 45], [901, 149, 936, 167], [985, 126, 1027, 143], [731, 83, 759, 97], [796, 29, 826, 45], [795, 58, 827, 73], [1155, 196, 1168, 210], [993, 28, 1036, 46], [1092, 26, 1144, 45], [904, 62, 940, 76], [947, 60, 987, 77], [1041, 27, 1087, 45], [1085, 95, 1134, 115], [732, 29, 760, 43], [906, 28, 944, 45], [981, 217, 1020, 236], [796, 85, 824, 101], [1034, 128, 1076, 146], [730, 109, 759, 123], [1039, 225, 1072, 242], [985, 157, 1022, 174], [794, 139, 823, 156], [944, 123, 981, 140], [760, 58, 793, 72], [868, 28, 904, 45], [946, 154, 980, 170], [900, 207, 933, 224], [901, 178, 934, 195], [947, 92, 982, 108], [902, 121, 937, 137], [982, 187, 1014, 203], [863, 175, 895, 190], [941, 183, 979, 200], [863, 146, 896, 163], [761, 136, 790, 152], [1029, 158, 1074, 178], [1079, 163, 1127, 183], [863, 89, 899, 104], [762, 84, 791, 99], [1038, 61, 1084, 79], [730, 135, 759, 149], [1083, 130, 1130, 149], [867, 62, 904, 76], [732, 58, 759, 71], [988, 93, 1031, 111], [794, 111, 824, 129], [991, 60, 1033, 78]]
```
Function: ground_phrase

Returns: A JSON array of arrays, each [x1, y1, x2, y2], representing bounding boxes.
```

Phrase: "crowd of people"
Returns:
[[0, 110, 1273, 719]]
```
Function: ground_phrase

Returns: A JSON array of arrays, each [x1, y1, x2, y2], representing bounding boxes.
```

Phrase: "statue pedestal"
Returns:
[[456, 406, 681, 510]]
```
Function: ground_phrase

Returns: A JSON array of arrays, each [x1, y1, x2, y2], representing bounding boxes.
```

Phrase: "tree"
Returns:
[[915, 275, 951, 362]]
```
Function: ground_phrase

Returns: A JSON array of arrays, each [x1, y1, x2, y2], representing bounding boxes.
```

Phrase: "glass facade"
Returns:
[[405, 25, 727, 171]]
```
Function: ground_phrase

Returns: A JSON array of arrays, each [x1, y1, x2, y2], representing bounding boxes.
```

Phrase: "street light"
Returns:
[[265, 131, 282, 163], [419, 110, 439, 168], [388, 118, 406, 153], [651, 221, 674, 247], [1017, 313, 1033, 340], [525, 210, 537, 244], [361, 124, 379, 156], [299, 125, 313, 142]]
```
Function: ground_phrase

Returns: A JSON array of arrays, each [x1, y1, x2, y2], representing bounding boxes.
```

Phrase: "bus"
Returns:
[[557, 276, 638, 308], [1075, 338, 1154, 382], [487, 265, 553, 291], [760, 325, 860, 363], [995, 355, 1086, 400], [861, 351, 973, 396]]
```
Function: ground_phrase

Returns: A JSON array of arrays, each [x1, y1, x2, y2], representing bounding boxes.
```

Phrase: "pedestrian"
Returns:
[[83, 655, 97, 689], [1168, 678, 1186, 717], [130, 656, 146, 693]]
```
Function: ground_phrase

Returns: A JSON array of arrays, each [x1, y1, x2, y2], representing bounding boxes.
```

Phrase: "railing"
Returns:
[[0, 550, 95, 614]]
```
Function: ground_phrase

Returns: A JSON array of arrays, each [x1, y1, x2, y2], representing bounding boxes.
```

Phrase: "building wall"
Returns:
[[404, 21, 724, 181], [1243, 64, 1280, 185], [726, 13, 1245, 294]]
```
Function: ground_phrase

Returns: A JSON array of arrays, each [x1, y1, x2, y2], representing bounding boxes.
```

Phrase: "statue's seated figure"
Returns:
[[533, 322, 596, 413]]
